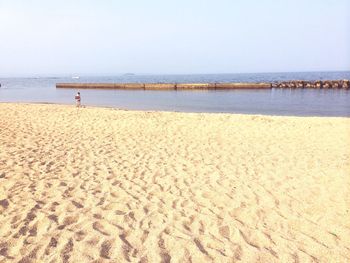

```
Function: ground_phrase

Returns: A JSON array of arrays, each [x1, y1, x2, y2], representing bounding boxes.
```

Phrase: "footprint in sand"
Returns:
[[100, 239, 114, 259]]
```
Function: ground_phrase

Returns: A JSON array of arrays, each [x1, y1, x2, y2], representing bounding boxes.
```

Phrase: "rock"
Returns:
[[332, 81, 339, 88], [323, 81, 331, 89], [289, 82, 296, 88], [296, 81, 304, 88], [341, 80, 349, 89], [305, 82, 315, 88]]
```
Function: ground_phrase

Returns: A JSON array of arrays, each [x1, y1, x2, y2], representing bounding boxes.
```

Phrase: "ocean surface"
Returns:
[[1, 72, 350, 116]]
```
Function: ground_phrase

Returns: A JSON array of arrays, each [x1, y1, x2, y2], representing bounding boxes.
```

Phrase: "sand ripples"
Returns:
[[0, 103, 349, 262]]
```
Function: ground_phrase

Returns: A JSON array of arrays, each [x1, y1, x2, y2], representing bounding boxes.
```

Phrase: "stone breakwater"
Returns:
[[56, 80, 349, 90], [272, 79, 350, 89]]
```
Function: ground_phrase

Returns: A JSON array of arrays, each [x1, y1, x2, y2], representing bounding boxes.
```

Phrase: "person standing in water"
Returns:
[[75, 92, 81, 107]]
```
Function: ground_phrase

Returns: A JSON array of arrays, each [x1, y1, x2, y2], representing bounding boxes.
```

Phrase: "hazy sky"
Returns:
[[0, 0, 349, 76]]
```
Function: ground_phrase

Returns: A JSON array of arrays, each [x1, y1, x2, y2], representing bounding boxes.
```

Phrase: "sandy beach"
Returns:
[[0, 103, 349, 262]]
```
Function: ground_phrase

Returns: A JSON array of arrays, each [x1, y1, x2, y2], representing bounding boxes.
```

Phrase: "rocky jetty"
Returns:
[[56, 80, 349, 90], [272, 80, 349, 89]]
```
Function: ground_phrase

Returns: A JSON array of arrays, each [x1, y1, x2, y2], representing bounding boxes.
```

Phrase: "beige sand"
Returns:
[[0, 103, 349, 263]]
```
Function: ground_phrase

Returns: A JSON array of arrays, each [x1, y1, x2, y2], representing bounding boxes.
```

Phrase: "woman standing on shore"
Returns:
[[75, 92, 81, 107]]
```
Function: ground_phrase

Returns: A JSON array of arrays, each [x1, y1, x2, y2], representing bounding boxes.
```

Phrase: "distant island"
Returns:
[[123, 73, 136, 76]]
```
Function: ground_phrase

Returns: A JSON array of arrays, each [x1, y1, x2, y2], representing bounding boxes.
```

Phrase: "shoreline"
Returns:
[[1, 101, 349, 118]]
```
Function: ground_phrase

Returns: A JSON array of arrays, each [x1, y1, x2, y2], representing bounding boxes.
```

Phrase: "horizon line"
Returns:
[[1, 70, 350, 78]]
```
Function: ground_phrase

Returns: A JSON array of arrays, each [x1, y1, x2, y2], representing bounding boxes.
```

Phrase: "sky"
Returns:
[[0, 0, 349, 76]]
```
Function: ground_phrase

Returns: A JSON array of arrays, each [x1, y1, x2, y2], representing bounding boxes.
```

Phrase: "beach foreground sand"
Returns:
[[0, 103, 349, 263]]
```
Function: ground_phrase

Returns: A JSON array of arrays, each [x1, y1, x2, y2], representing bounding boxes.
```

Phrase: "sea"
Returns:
[[0, 71, 350, 117]]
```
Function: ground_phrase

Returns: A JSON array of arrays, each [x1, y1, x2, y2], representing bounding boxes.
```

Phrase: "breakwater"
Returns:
[[56, 80, 349, 90]]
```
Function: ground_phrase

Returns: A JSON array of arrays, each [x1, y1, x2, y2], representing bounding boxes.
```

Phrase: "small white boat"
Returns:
[[72, 76, 80, 79]]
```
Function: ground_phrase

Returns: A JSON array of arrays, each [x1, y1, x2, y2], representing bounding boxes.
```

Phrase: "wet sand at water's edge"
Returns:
[[0, 103, 349, 262]]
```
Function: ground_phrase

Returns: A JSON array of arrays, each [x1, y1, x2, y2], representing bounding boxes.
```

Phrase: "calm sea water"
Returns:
[[1, 72, 350, 116]]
